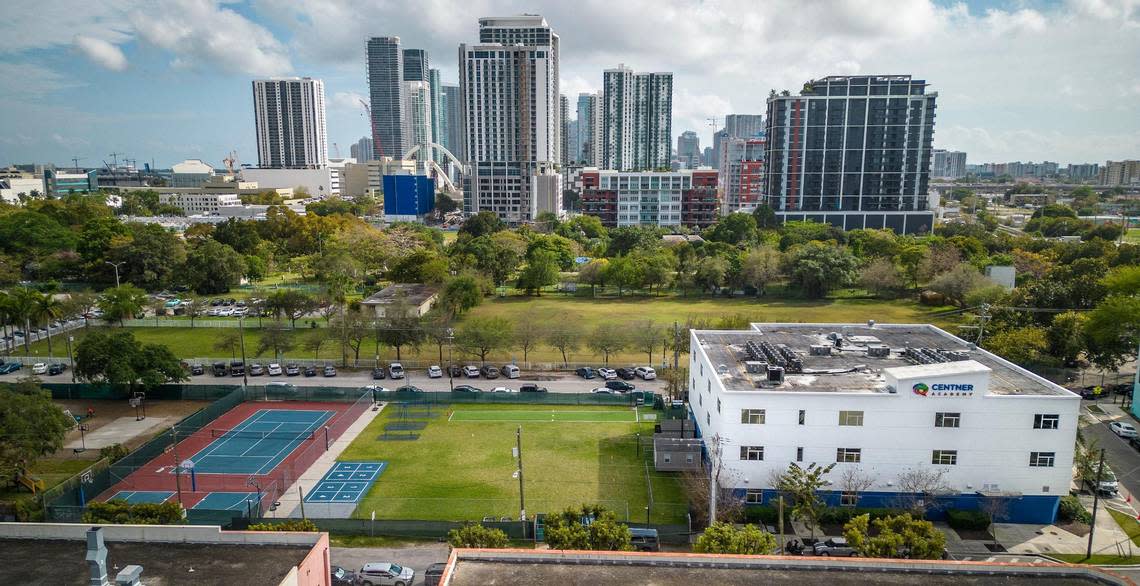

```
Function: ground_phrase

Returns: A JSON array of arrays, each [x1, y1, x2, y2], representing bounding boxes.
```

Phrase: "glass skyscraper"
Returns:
[[366, 37, 406, 159], [763, 75, 936, 234]]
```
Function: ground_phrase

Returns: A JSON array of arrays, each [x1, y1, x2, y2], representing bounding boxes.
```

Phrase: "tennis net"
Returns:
[[209, 429, 316, 441]]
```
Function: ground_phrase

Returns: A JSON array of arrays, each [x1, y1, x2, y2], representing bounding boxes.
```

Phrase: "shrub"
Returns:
[[693, 522, 776, 554], [83, 500, 184, 525], [946, 509, 990, 531], [248, 519, 319, 532], [447, 523, 510, 549], [1058, 495, 1092, 524], [99, 443, 130, 463]]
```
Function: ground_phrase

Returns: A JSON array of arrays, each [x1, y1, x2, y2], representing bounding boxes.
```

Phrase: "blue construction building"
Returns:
[[383, 174, 435, 222]]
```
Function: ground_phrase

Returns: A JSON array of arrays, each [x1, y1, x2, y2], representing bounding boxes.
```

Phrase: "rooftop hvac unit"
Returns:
[[867, 345, 890, 358], [767, 365, 785, 384], [809, 345, 831, 356], [743, 361, 767, 374]]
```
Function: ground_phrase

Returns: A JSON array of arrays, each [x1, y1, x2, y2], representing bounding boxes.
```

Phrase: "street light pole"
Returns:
[[238, 317, 249, 388], [66, 335, 75, 383], [447, 328, 455, 392], [104, 261, 125, 288], [517, 425, 526, 521]]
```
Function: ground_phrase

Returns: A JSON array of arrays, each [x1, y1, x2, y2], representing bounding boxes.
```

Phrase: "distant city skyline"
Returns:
[[0, 0, 1138, 167]]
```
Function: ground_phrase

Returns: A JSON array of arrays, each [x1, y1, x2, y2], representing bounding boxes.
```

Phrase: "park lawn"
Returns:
[[18, 294, 958, 366], [0, 457, 93, 508], [1109, 508, 1140, 547], [1050, 553, 1140, 565], [340, 403, 687, 524], [1125, 229, 1140, 244]]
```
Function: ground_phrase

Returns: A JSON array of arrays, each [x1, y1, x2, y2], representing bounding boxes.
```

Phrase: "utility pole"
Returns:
[[171, 427, 183, 508], [516, 426, 526, 521], [1087, 449, 1106, 560], [672, 321, 680, 371], [104, 261, 124, 288], [238, 317, 249, 388]]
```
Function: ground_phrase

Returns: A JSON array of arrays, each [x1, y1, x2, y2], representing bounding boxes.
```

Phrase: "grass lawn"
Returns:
[[0, 457, 93, 509], [339, 403, 687, 524], [1125, 229, 1140, 244], [1051, 553, 1140, 565], [16, 294, 958, 366], [1109, 508, 1140, 547]]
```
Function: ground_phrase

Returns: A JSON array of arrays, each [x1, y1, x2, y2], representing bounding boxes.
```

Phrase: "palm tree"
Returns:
[[0, 290, 12, 354], [8, 287, 40, 353], [34, 293, 64, 359]]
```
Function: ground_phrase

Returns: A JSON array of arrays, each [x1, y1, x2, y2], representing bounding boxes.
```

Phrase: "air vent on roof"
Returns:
[[810, 344, 832, 356], [867, 345, 890, 358], [744, 361, 767, 374], [716, 364, 729, 375], [767, 366, 785, 384]]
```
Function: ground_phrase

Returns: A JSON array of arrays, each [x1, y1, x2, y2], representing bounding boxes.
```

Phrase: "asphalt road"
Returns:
[[1080, 401, 1140, 502], [332, 544, 450, 586]]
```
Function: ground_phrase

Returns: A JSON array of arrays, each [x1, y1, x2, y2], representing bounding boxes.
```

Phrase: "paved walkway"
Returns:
[[274, 401, 386, 519]]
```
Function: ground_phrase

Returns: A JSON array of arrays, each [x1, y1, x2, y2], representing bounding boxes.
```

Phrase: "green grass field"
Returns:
[[339, 404, 687, 524], [1125, 228, 1140, 244], [16, 294, 956, 365], [448, 409, 639, 422]]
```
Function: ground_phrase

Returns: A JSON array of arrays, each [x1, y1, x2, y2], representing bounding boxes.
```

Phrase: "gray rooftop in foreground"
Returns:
[[0, 539, 309, 586], [360, 283, 438, 306], [693, 323, 1073, 397]]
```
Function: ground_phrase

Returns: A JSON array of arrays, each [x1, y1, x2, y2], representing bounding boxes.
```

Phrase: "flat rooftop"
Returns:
[[693, 323, 1072, 397], [360, 283, 438, 306], [0, 539, 310, 585]]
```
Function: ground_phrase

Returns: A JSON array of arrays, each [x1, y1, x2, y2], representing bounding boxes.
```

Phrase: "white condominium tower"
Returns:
[[459, 15, 560, 221], [602, 65, 672, 171], [252, 77, 328, 168]]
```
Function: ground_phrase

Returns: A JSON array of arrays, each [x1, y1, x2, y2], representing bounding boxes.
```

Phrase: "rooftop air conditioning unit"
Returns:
[[743, 361, 766, 374], [867, 345, 890, 358], [767, 366, 785, 384], [809, 344, 832, 356]]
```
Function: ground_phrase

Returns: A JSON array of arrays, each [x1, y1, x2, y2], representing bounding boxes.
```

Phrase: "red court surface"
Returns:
[[96, 399, 366, 511]]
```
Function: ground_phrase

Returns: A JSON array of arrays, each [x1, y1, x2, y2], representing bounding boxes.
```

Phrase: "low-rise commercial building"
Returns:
[[171, 159, 216, 187], [579, 169, 719, 228], [383, 174, 435, 222], [361, 283, 438, 319], [158, 192, 241, 215], [688, 322, 1079, 524], [43, 169, 98, 196]]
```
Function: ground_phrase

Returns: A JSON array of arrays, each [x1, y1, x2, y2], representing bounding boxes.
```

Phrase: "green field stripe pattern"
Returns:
[[448, 409, 637, 422]]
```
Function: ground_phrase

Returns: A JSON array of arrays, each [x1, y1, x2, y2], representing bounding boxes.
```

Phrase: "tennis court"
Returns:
[[304, 462, 386, 504], [185, 409, 335, 475], [108, 490, 174, 504], [192, 491, 262, 511], [448, 409, 638, 423]]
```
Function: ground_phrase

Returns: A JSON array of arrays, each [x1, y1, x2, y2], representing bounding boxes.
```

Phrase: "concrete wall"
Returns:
[[292, 532, 330, 586], [0, 522, 322, 546]]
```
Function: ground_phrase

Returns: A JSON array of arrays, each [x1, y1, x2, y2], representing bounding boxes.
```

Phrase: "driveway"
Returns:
[[332, 543, 450, 586]]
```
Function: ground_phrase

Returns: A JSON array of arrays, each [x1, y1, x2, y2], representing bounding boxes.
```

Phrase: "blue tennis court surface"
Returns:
[[186, 409, 335, 475], [304, 462, 386, 503], [109, 491, 173, 504], [192, 492, 262, 511]]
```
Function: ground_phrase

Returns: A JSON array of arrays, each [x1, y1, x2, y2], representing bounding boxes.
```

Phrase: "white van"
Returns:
[[501, 364, 520, 379]]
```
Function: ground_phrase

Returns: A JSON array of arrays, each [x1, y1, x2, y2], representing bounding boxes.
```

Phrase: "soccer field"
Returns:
[[338, 404, 687, 524], [448, 409, 638, 422]]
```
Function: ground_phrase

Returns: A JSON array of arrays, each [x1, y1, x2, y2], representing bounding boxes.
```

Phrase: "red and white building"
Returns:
[[579, 169, 719, 229]]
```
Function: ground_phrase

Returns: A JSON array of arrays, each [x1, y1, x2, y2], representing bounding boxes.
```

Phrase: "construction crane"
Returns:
[[332, 142, 341, 158], [70, 157, 84, 172], [222, 151, 238, 174], [108, 152, 123, 168], [707, 117, 721, 130], [359, 99, 384, 159]]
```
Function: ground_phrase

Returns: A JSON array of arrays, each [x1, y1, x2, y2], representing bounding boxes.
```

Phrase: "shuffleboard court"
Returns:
[[448, 409, 637, 423], [108, 491, 174, 504], [304, 462, 386, 503], [184, 409, 335, 475], [192, 491, 262, 511]]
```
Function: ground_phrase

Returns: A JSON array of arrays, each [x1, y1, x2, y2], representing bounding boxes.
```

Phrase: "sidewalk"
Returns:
[[275, 401, 386, 519]]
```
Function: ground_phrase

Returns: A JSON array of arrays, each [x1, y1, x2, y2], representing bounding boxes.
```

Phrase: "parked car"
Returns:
[[423, 562, 446, 586], [813, 537, 857, 557], [396, 385, 424, 393], [48, 363, 67, 376], [389, 362, 405, 379], [1128, 435, 1140, 451], [0, 362, 22, 374], [447, 364, 463, 378], [212, 362, 228, 377], [481, 365, 500, 379], [31, 362, 47, 375], [453, 384, 482, 393], [463, 365, 480, 378], [229, 361, 245, 377], [629, 528, 660, 552], [519, 383, 548, 393], [1110, 421, 1138, 438], [330, 565, 355, 586], [576, 367, 596, 379], [267, 363, 282, 376], [427, 365, 442, 378], [635, 366, 657, 380], [616, 367, 637, 380], [189, 363, 205, 376], [248, 363, 264, 376], [490, 386, 515, 393], [591, 387, 615, 394], [323, 365, 337, 377], [372, 367, 387, 380], [606, 380, 636, 392], [304, 366, 318, 377], [501, 364, 520, 379], [356, 562, 414, 586], [285, 363, 301, 376], [597, 367, 617, 380], [1086, 466, 1119, 495]]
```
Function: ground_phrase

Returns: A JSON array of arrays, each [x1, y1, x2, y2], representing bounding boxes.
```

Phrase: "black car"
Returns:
[[248, 363, 264, 376], [519, 383, 548, 393], [453, 384, 482, 393], [606, 380, 636, 392], [330, 565, 355, 586], [424, 563, 446, 586], [189, 363, 205, 376], [447, 364, 464, 378], [303, 366, 318, 377], [481, 365, 500, 379], [212, 362, 228, 377], [48, 363, 67, 376], [576, 367, 596, 379], [285, 363, 301, 376], [616, 367, 637, 380], [229, 361, 245, 377], [396, 385, 424, 393], [1129, 436, 1140, 451], [371, 367, 386, 380]]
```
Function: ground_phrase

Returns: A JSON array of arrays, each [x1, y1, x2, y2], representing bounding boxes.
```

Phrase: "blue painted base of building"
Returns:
[[739, 489, 1060, 525]]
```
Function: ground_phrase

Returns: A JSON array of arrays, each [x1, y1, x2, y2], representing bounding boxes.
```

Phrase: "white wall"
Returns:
[[241, 168, 335, 197]]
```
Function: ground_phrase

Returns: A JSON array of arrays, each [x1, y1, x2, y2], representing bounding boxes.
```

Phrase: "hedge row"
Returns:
[[946, 509, 990, 530]]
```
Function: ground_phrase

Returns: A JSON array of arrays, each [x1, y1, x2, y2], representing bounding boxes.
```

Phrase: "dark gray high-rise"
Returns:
[[724, 114, 764, 139], [763, 75, 937, 234], [442, 84, 464, 161], [366, 37, 406, 158], [403, 49, 429, 82]]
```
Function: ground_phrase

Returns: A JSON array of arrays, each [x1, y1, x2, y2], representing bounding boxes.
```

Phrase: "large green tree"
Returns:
[[784, 242, 859, 298], [516, 250, 559, 295], [74, 330, 187, 395], [0, 380, 74, 488], [843, 513, 946, 559], [455, 316, 512, 365], [184, 240, 247, 294], [97, 284, 148, 326], [544, 505, 632, 551], [773, 462, 835, 539]]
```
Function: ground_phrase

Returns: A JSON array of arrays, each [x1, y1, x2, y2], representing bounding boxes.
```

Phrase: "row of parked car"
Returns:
[[190, 361, 337, 378], [577, 366, 657, 381], [0, 360, 67, 376], [370, 362, 524, 381]]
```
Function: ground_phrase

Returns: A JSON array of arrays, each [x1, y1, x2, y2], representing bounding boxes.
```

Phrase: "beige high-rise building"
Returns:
[[1100, 160, 1140, 186]]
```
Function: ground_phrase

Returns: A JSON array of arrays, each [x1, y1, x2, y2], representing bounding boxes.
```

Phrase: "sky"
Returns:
[[0, 0, 1137, 170]]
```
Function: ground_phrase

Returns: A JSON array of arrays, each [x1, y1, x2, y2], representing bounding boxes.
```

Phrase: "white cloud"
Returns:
[[73, 35, 128, 71], [983, 8, 1048, 35], [129, 0, 292, 76], [0, 62, 82, 96], [331, 91, 365, 111], [0, 0, 133, 52]]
